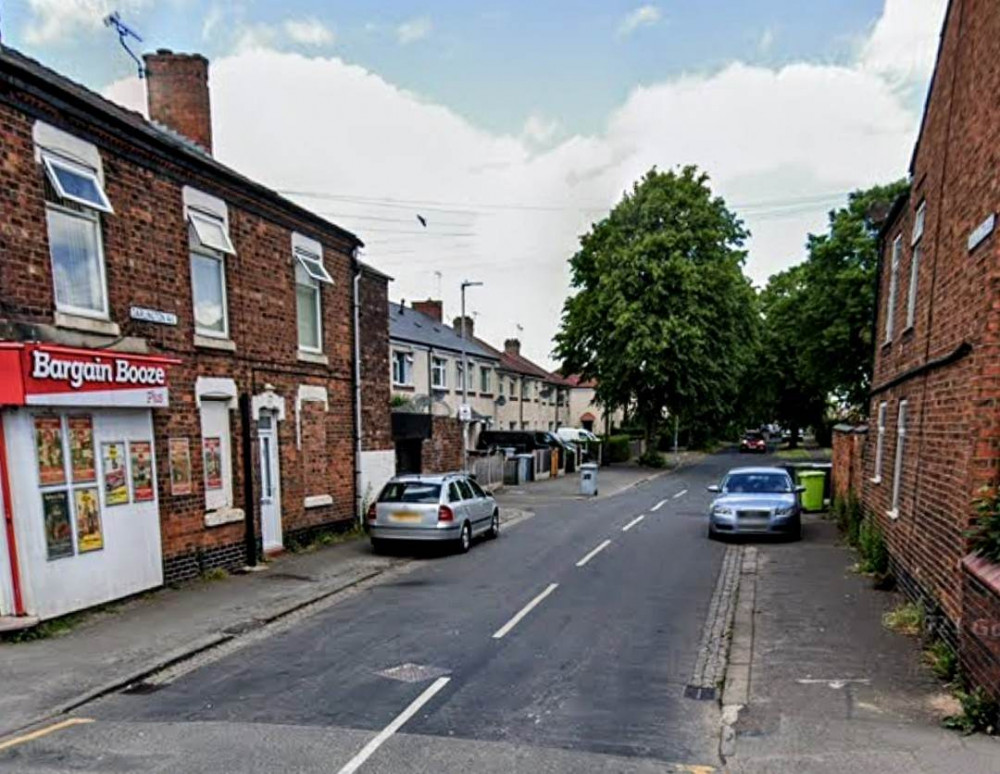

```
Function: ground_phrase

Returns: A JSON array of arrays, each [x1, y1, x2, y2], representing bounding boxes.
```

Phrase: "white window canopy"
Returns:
[[41, 152, 113, 214], [189, 208, 236, 255]]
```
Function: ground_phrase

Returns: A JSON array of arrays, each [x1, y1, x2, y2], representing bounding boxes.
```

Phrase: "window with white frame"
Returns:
[[890, 400, 908, 517], [456, 361, 466, 391], [41, 153, 114, 320], [431, 357, 448, 389], [185, 189, 235, 339], [392, 351, 413, 386], [292, 234, 331, 353], [873, 401, 887, 483], [498, 377, 505, 396], [885, 235, 902, 342], [480, 366, 491, 393], [906, 202, 925, 330]]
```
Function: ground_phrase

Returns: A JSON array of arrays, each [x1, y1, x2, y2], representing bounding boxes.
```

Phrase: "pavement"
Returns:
[[0, 456, 726, 773], [724, 511, 1000, 773]]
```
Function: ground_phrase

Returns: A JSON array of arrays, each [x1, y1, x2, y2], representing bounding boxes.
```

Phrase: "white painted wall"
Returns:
[[360, 450, 396, 513], [4, 408, 164, 620]]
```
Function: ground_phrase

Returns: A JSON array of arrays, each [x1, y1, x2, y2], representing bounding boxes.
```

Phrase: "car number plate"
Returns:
[[391, 511, 421, 522]]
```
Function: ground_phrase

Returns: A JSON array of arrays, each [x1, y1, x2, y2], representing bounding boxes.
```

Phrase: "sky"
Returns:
[[2, 0, 948, 368]]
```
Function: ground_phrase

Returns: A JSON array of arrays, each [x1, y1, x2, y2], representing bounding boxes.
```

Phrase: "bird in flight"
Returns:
[[416, 214, 427, 227]]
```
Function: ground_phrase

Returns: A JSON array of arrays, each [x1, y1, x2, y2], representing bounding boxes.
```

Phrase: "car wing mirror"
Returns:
[[795, 485, 806, 493], [707, 485, 721, 493]]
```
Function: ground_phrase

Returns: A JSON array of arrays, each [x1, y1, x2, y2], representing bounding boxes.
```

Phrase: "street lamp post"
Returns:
[[460, 280, 483, 472]]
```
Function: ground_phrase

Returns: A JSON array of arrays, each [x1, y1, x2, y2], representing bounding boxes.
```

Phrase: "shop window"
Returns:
[[199, 399, 233, 513], [392, 351, 413, 386], [431, 357, 448, 389], [884, 235, 902, 342]]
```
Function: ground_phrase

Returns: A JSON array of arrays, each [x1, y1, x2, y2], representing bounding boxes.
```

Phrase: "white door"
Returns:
[[258, 413, 283, 553]]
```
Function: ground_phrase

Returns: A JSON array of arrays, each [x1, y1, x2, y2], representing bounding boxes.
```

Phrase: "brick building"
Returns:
[[858, 0, 1000, 700], [0, 47, 391, 625]]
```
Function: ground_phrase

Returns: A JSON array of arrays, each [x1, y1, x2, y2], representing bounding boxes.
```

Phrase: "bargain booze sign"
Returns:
[[0, 344, 180, 408]]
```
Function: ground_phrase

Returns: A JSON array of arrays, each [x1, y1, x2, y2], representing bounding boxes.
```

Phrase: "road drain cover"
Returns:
[[376, 663, 451, 684], [684, 685, 717, 701]]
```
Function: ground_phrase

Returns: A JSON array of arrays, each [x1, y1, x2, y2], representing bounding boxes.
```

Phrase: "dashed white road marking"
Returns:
[[651, 499, 668, 512], [492, 583, 559, 640], [576, 539, 613, 568], [673, 489, 688, 499], [622, 515, 645, 532], [337, 676, 451, 774]]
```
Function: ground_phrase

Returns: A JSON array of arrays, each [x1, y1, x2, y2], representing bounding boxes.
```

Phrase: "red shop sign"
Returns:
[[0, 343, 180, 408]]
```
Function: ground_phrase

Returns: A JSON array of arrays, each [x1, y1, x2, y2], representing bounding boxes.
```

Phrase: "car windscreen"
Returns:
[[378, 482, 442, 504], [724, 473, 790, 493], [744, 433, 764, 441]]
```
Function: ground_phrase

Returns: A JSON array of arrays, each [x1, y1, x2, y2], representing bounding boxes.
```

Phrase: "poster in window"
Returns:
[[34, 416, 66, 486], [168, 438, 192, 496], [101, 441, 129, 506], [203, 437, 223, 490], [130, 441, 155, 502], [41, 490, 73, 559], [73, 487, 103, 553], [68, 415, 96, 483]]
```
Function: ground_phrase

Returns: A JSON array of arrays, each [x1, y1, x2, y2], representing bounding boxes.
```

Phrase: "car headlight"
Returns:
[[774, 506, 796, 518], [712, 506, 735, 517]]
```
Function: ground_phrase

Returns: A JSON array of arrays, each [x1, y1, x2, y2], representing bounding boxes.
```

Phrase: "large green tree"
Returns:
[[555, 166, 759, 445], [758, 179, 909, 442]]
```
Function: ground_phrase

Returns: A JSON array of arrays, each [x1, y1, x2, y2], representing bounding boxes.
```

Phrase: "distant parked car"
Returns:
[[740, 431, 767, 454], [368, 473, 499, 553], [477, 430, 558, 455], [707, 467, 803, 540]]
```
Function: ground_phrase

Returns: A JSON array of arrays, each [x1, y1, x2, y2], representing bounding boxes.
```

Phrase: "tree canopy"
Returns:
[[555, 166, 758, 443]]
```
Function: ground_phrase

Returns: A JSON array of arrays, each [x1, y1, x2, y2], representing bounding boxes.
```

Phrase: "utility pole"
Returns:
[[460, 279, 483, 472]]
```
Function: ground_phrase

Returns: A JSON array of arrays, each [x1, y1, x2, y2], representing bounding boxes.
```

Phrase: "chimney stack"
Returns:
[[143, 50, 213, 154], [504, 339, 521, 356], [412, 299, 443, 322], [453, 316, 475, 339]]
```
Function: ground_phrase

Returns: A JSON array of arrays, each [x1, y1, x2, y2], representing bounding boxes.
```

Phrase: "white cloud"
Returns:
[[284, 18, 335, 47], [101, 0, 942, 368], [618, 5, 662, 38], [860, 0, 948, 90], [396, 17, 433, 45], [23, 0, 152, 44]]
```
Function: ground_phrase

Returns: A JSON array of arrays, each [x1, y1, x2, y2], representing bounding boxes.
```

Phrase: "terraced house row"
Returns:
[[0, 47, 393, 627], [836, 0, 1000, 703]]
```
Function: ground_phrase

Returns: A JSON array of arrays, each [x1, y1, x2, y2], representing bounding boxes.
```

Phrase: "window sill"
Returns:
[[304, 494, 333, 509], [297, 351, 329, 366], [54, 311, 120, 337], [393, 384, 416, 392], [195, 334, 236, 352], [205, 507, 244, 527]]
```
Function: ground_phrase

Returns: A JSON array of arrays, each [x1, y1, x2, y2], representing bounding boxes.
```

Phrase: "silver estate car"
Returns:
[[367, 473, 500, 553], [707, 467, 804, 540]]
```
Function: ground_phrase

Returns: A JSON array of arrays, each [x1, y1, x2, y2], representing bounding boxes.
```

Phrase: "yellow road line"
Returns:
[[0, 718, 94, 752]]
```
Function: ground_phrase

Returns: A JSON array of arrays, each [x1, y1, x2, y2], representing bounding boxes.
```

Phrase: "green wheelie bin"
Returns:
[[797, 470, 826, 512]]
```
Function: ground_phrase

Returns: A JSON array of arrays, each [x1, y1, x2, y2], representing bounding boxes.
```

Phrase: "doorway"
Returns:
[[258, 412, 283, 553]]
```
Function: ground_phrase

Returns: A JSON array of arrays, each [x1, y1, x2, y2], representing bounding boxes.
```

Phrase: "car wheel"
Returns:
[[487, 510, 500, 539], [457, 522, 472, 554], [707, 524, 718, 541]]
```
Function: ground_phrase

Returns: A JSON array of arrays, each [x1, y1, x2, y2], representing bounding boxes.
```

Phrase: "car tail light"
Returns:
[[367, 502, 377, 522], [438, 505, 454, 522]]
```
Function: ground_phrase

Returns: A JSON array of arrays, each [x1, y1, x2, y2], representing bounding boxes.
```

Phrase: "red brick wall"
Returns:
[[832, 427, 866, 502], [424, 417, 463, 473], [0, 72, 389, 580], [360, 271, 392, 453], [863, 0, 1000, 694]]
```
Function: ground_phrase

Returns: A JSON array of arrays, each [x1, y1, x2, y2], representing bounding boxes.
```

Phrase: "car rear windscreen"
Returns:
[[725, 473, 790, 493], [379, 482, 442, 504]]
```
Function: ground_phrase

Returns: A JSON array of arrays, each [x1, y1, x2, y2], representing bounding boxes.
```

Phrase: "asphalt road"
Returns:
[[0, 452, 751, 773]]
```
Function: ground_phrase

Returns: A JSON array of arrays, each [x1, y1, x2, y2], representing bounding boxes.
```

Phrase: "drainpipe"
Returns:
[[352, 258, 364, 526], [239, 393, 258, 568], [0, 417, 25, 616]]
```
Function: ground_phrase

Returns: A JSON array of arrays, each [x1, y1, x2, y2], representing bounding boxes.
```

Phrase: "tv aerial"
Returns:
[[104, 11, 145, 79]]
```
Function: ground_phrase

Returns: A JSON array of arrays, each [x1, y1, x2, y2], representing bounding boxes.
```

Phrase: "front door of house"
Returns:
[[258, 413, 283, 553]]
